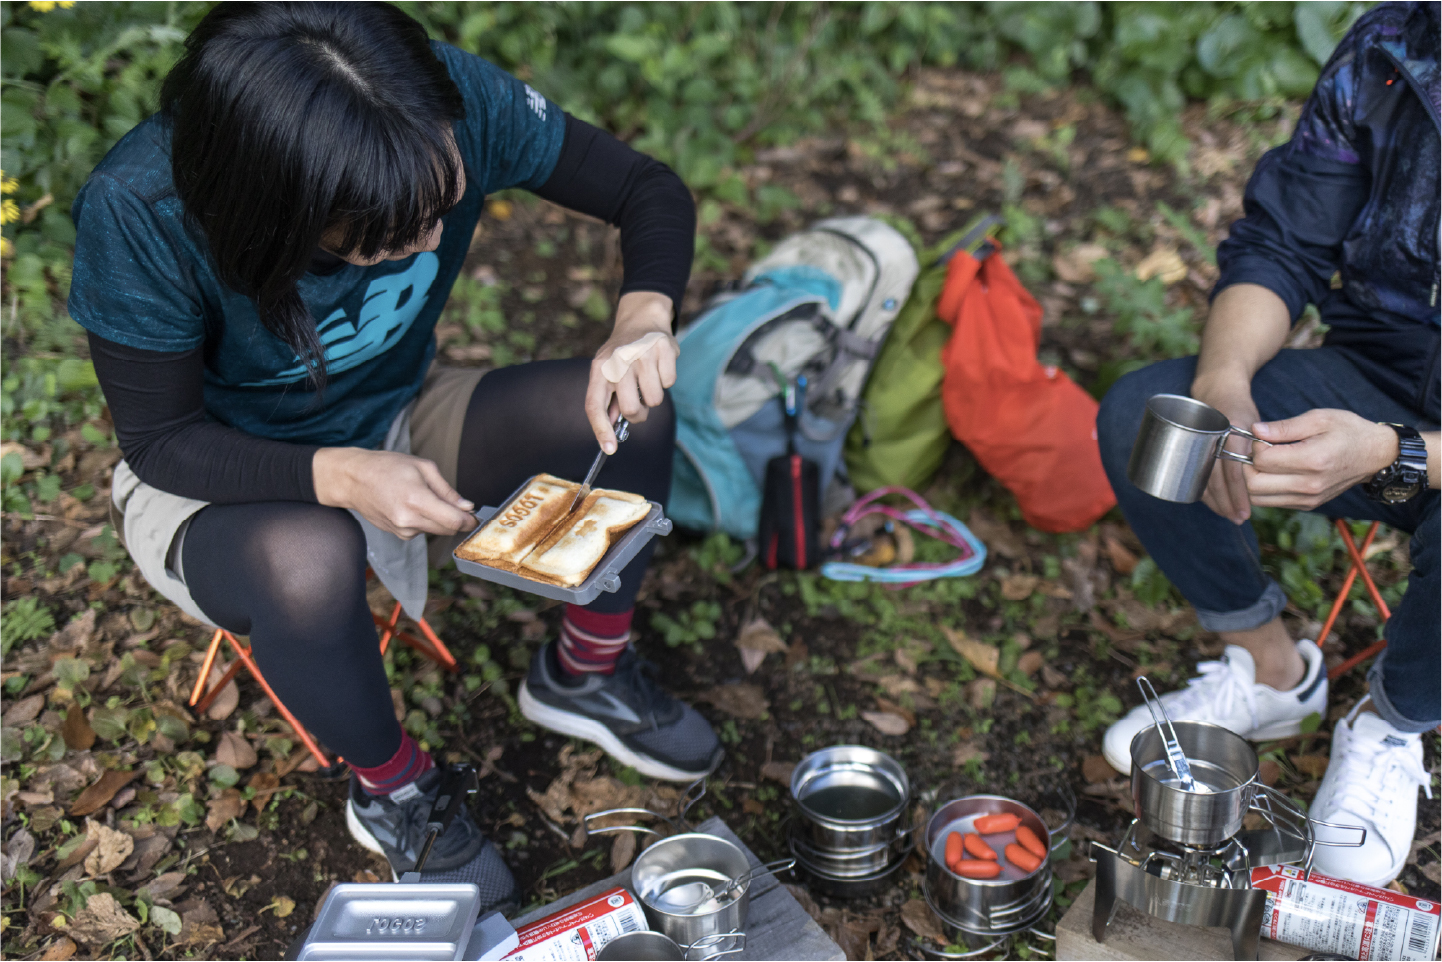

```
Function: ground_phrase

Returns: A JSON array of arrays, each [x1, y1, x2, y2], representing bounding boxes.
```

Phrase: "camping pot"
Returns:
[[922, 796, 1059, 936], [790, 745, 910, 852], [1130, 721, 1262, 848], [595, 930, 746, 961], [1127, 394, 1269, 503], [787, 823, 911, 878], [630, 833, 790, 950]]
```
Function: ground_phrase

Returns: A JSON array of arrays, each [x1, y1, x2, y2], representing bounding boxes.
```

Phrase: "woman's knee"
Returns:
[[214, 503, 368, 610]]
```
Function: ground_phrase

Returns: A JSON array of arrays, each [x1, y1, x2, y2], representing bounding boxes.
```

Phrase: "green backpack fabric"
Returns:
[[843, 216, 999, 493]]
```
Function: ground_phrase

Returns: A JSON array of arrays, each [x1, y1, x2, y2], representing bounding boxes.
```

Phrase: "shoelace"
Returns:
[[610, 652, 675, 727], [1327, 727, 1433, 825], [1161, 658, 1260, 730]]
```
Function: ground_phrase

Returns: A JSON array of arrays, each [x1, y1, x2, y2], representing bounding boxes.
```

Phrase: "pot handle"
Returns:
[[686, 931, 746, 960], [1043, 777, 1077, 853], [583, 778, 708, 839]]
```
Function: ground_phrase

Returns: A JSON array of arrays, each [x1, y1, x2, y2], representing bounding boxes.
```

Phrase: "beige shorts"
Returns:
[[111, 363, 486, 626]]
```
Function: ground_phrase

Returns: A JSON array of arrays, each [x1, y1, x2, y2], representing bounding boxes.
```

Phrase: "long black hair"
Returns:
[[161, 2, 466, 384]]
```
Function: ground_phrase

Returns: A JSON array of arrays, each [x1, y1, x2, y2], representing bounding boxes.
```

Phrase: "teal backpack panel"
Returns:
[[668, 266, 841, 540]]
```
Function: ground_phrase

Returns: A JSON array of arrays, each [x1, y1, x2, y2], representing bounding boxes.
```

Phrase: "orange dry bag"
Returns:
[[936, 246, 1114, 532]]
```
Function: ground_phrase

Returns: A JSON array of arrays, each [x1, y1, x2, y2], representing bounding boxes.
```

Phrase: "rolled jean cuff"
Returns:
[[1194, 581, 1288, 633], [1366, 656, 1441, 733]]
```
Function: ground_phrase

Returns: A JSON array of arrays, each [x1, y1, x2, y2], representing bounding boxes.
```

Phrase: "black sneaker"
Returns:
[[345, 769, 520, 912], [518, 643, 723, 782]]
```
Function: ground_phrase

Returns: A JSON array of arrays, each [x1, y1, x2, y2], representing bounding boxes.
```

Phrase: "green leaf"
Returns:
[[150, 904, 182, 936], [208, 764, 239, 787], [1298, 711, 1323, 735]]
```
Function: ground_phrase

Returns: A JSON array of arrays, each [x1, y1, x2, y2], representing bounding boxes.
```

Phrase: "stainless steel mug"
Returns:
[[1127, 394, 1267, 503]]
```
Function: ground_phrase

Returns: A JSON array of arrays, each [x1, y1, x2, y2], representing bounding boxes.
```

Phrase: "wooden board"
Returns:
[[510, 816, 844, 961], [1056, 879, 1310, 961]]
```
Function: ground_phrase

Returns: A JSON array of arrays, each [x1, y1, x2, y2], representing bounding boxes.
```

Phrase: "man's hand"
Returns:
[[313, 447, 477, 539], [1191, 375, 1262, 524], [1246, 409, 1399, 510], [587, 291, 678, 453]]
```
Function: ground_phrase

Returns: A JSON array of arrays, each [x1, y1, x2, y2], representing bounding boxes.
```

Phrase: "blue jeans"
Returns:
[[1097, 349, 1440, 732]]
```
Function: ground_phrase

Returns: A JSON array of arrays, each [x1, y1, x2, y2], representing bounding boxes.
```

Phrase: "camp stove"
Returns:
[[1089, 720, 1366, 962]]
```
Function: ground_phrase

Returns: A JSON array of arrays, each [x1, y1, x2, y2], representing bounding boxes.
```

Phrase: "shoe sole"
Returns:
[[519, 680, 713, 783], [344, 799, 399, 882], [1103, 718, 1313, 775]]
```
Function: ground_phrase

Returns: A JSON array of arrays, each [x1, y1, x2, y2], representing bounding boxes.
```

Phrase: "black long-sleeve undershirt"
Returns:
[[94, 113, 694, 503]]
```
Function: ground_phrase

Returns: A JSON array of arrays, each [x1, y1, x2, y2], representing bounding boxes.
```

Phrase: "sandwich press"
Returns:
[[290, 765, 520, 961]]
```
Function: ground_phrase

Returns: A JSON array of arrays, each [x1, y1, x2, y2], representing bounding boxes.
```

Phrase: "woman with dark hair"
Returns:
[[70, 1, 717, 904]]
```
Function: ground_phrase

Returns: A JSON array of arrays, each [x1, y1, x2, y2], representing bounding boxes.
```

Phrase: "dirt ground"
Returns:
[[2, 67, 1437, 961]]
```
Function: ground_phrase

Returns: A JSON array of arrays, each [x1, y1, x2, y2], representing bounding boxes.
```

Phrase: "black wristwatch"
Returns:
[[1363, 423, 1430, 503]]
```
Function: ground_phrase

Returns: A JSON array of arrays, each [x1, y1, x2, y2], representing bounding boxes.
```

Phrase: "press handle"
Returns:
[[583, 807, 674, 838]]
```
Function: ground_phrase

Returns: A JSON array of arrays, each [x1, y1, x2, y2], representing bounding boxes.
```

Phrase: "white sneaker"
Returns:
[[1101, 641, 1328, 774], [1308, 705, 1433, 888]]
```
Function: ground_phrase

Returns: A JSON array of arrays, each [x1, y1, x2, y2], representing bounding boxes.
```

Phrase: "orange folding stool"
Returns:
[[1319, 520, 1391, 682], [187, 570, 458, 768]]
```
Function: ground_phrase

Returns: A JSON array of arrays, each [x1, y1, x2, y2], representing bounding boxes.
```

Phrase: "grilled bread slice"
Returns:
[[518, 489, 650, 587], [454, 473, 581, 571]]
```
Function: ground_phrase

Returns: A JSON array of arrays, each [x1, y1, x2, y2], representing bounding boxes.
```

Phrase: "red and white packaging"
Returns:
[[502, 887, 648, 961], [1251, 865, 1440, 961]]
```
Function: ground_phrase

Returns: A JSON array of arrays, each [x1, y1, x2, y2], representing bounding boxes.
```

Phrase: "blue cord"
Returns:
[[820, 509, 987, 583]]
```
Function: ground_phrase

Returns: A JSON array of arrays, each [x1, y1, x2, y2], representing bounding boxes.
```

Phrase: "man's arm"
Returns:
[[1190, 284, 1292, 524]]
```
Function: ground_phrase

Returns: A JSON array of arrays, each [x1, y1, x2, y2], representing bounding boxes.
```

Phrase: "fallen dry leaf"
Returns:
[[1291, 755, 1329, 780], [760, 761, 795, 785], [267, 895, 296, 919], [734, 617, 787, 675], [1000, 574, 1039, 601], [1135, 247, 1188, 285], [942, 626, 998, 675], [69, 769, 139, 817], [40, 936, 77, 960], [62, 707, 96, 752], [860, 710, 910, 736], [900, 898, 946, 944], [610, 831, 637, 873], [1103, 533, 1139, 575], [1259, 760, 1281, 786], [966, 678, 996, 711], [178, 900, 224, 946], [784, 639, 808, 670], [205, 788, 245, 832], [215, 731, 258, 771], [1082, 755, 1119, 784], [952, 741, 990, 767], [65, 892, 139, 946], [699, 683, 768, 720], [874, 698, 917, 728], [1040, 665, 1069, 690], [966, 510, 1024, 559], [82, 820, 133, 876], [50, 609, 97, 652], [1016, 651, 1045, 677], [204, 664, 240, 721], [353, 870, 380, 884], [7, 694, 45, 726], [1051, 242, 1109, 283], [248, 771, 281, 813]]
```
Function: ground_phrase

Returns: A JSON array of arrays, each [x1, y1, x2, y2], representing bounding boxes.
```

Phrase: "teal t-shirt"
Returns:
[[68, 42, 564, 450]]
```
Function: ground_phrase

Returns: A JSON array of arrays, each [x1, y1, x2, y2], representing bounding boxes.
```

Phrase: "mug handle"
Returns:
[[1217, 425, 1272, 466]]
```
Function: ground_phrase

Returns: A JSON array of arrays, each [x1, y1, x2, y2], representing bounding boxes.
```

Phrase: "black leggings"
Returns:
[[182, 359, 675, 766]]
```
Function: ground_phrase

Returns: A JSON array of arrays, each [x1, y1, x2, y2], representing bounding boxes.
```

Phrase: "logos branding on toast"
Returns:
[[499, 490, 549, 528]]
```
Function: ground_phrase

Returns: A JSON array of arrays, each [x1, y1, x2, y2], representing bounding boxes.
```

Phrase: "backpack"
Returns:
[[668, 217, 919, 541], [844, 215, 1000, 493]]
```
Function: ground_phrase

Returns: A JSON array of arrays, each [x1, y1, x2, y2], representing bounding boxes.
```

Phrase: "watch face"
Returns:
[[1383, 481, 1420, 502]]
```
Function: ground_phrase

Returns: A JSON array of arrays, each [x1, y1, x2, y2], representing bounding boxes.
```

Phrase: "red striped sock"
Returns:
[[352, 731, 434, 796], [557, 606, 633, 675]]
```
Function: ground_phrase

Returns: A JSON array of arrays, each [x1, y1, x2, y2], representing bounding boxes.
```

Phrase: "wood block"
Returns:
[[1056, 879, 1310, 961], [510, 816, 844, 961]]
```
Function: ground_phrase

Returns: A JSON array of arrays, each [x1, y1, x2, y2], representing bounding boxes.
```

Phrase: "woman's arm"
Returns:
[[535, 114, 695, 449], [92, 332, 476, 539], [90, 332, 318, 502]]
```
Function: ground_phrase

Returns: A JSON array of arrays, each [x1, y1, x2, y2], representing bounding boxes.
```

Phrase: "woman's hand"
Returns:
[[1246, 410, 1399, 510], [313, 447, 477, 539], [1191, 373, 1262, 524], [587, 291, 678, 453]]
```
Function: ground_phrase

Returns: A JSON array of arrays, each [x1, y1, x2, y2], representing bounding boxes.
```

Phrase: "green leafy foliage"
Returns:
[[1, 596, 53, 652]]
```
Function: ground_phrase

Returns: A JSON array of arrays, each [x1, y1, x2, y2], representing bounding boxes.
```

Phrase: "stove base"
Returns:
[[1055, 879, 1311, 962]]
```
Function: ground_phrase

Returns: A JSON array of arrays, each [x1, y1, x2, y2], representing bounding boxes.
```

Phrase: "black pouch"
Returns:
[[758, 375, 820, 570], [759, 451, 820, 569]]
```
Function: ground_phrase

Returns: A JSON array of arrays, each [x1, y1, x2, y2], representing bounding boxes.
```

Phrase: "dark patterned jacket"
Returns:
[[1216, 1, 1440, 422]]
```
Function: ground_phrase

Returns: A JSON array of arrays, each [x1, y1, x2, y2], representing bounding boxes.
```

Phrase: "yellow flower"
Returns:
[[0, 172, 17, 195], [0, 237, 12, 258], [28, 1, 76, 10], [0, 199, 18, 225]]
